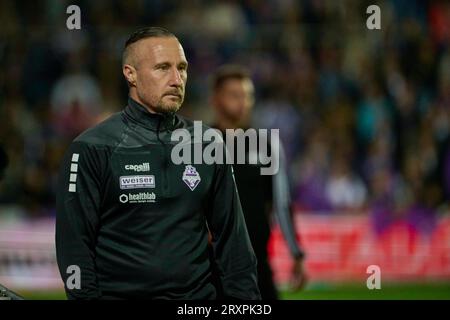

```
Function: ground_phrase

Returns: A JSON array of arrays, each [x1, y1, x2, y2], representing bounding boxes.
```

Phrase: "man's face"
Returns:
[[214, 78, 255, 124], [124, 37, 188, 114]]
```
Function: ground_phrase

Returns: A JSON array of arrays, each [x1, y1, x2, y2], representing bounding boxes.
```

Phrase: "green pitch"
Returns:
[[15, 282, 450, 300], [280, 282, 450, 300]]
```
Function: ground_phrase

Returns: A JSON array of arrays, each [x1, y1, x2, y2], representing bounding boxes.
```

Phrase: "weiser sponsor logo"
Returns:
[[124, 163, 150, 172], [119, 192, 156, 203], [120, 175, 155, 189]]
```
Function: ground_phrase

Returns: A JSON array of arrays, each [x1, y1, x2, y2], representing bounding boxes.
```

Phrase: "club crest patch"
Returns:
[[182, 165, 201, 191]]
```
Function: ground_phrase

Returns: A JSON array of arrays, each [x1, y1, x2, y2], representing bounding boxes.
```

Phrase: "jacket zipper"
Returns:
[[156, 118, 169, 196]]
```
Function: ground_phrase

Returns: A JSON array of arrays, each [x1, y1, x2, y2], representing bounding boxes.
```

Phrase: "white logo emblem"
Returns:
[[182, 165, 201, 191], [124, 163, 150, 172], [119, 194, 129, 203], [119, 192, 156, 203]]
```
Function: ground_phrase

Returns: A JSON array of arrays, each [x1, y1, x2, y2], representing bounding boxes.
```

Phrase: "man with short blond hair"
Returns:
[[56, 27, 260, 300]]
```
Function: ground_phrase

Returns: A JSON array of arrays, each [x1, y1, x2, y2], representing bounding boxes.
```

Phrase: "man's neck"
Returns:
[[129, 92, 157, 114]]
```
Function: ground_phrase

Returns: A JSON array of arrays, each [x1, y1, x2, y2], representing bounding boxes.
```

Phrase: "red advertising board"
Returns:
[[269, 214, 450, 285], [1, 215, 449, 289]]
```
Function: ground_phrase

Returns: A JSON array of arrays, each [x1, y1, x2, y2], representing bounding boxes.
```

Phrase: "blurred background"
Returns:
[[0, 0, 449, 299]]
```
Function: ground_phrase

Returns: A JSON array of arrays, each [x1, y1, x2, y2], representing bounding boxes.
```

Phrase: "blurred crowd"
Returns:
[[0, 0, 449, 234]]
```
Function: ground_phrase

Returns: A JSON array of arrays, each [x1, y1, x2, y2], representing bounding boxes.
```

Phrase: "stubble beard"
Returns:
[[155, 95, 184, 114]]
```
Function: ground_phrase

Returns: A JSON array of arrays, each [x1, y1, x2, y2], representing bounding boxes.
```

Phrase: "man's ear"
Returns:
[[123, 64, 137, 87]]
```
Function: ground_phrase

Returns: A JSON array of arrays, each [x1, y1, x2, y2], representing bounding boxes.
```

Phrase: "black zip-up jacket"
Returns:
[[55, 98, 260, 300]]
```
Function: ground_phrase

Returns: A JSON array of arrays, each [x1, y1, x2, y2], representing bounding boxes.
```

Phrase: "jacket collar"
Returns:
[[124, 97, 177, 131]]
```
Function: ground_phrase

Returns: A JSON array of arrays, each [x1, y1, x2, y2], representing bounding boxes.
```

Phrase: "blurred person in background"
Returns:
[[293, 124, 332, 212], [209, 65, 307, 300], [0, 145, 8, 183], [324, 149, 368, 212], [55, 27, 260, 300], [50, 49, 103, 139]]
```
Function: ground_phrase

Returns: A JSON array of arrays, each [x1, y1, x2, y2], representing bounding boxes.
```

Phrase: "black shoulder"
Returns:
[[74, 112, 126, 147], [176, 114, 215, 134]]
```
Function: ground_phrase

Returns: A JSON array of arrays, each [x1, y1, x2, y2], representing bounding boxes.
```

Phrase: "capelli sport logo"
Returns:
[[124, 163, 150, 172]]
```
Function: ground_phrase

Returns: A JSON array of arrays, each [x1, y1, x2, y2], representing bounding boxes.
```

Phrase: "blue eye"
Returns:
[[157, 64, 169, 71]]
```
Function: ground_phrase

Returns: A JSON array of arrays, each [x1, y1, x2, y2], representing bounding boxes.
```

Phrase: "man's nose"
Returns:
[[169, 68, 183, 87]]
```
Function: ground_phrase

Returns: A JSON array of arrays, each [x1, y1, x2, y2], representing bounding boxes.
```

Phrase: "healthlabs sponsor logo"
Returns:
[[170, 121, 280, 175], [120, 175, 155, 189], [119, 192, 156, 203], [124, 163, 150, 172]]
